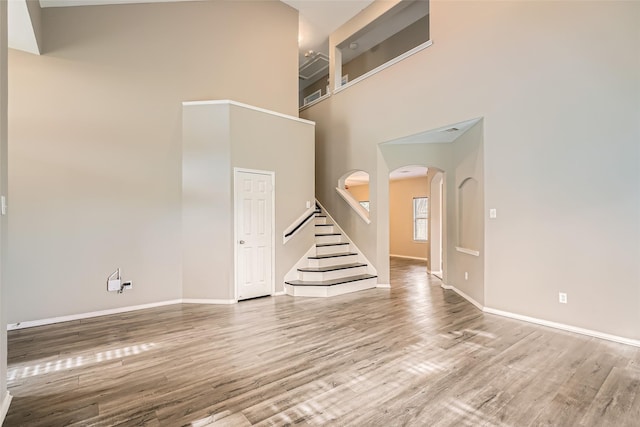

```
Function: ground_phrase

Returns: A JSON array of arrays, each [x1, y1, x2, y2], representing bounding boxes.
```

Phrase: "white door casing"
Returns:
[[234, 169, 275, 300], [430, 171, 444, 277]]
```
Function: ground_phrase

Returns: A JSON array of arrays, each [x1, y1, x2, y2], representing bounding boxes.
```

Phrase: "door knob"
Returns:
[[239, 240, 245, 244]]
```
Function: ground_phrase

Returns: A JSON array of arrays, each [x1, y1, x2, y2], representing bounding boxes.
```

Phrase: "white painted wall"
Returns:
[[303, 0, 640, 340]]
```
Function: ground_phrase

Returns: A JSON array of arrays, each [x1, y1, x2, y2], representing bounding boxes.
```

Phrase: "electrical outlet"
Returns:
[[464, 272, 469, 280], [559, 292, 567, 304], [489, 208, 497, 219]]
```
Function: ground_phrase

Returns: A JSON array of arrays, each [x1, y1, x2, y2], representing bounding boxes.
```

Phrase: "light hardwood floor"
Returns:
[[5, 257, 640, 426]]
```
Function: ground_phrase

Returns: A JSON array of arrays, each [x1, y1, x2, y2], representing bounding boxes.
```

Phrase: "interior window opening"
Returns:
[[336, 0, 430, 88], [337, 170, 371, 223]]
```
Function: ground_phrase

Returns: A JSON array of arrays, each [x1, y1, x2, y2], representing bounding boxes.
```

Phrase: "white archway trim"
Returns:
[[455, 246, 480, 256], [335, 187, 371, 224]]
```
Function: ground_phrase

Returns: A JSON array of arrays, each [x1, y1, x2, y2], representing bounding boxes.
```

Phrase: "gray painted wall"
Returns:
[[303, 0, 640, 340], [182, 103, 233, 300], [7, 0, 299, 324]]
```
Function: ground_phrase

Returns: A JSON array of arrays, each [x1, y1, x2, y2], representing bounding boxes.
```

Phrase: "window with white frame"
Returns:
[[413, 197, 428, 241]]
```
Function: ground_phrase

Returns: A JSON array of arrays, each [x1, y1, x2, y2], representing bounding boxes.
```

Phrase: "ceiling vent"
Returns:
[[299, 52, 329, 81]]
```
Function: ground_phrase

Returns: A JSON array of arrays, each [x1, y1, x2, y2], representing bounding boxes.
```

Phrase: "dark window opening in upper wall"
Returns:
[[300, 72, 329, 108], [337, 0, 430, 87], [299, 51, 330, 108]]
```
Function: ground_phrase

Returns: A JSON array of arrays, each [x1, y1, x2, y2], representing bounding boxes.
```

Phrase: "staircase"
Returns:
[[284, 208, 378, 297]]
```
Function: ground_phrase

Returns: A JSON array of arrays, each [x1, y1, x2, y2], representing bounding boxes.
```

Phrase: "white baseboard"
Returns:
[[441, 284, 640, 347], [390, 254, 428, 261], [181, 299, 236, 305], [440, 283, 484, 311], [483, 307, 640, 348], [7, 299, 183, 330], [376, 283, 391, 289], [272, 291, 286, 296], [8, 298, 236, 330], [0, 391, 12, 424]]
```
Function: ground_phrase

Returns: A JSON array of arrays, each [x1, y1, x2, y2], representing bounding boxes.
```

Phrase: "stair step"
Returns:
[[285, 274, 378, 297], [315, 224, 335, 233], [298, 263, 368, 281], [309, 252, 358, 259], [315, 215, 328, 225], [298, 264, 367, 282], [285, 274, 377, 287], [316, 242, 349, 255], [308, 252, 357, 267], [298, 263, 366, 273], [315, 233, 343, 244]]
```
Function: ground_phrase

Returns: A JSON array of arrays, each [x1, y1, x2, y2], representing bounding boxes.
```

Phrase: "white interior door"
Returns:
[[235, 169, 274, 300]]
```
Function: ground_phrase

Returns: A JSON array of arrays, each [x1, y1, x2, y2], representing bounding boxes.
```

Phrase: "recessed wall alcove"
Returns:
[[457, 177, 481, 253]]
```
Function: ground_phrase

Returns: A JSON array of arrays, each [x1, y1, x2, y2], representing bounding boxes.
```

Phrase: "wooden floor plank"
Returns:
[[578, 365, 640, 427], [5, 257, 640, 426]]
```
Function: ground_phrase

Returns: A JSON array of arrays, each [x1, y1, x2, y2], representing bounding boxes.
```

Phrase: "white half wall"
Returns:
[[182, 101, 315, 300]]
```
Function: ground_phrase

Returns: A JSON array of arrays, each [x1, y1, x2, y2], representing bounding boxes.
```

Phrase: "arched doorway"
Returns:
[[388, 165, 429, 262], [377, 117, 484, 306], [387, 165, 446, 286]]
